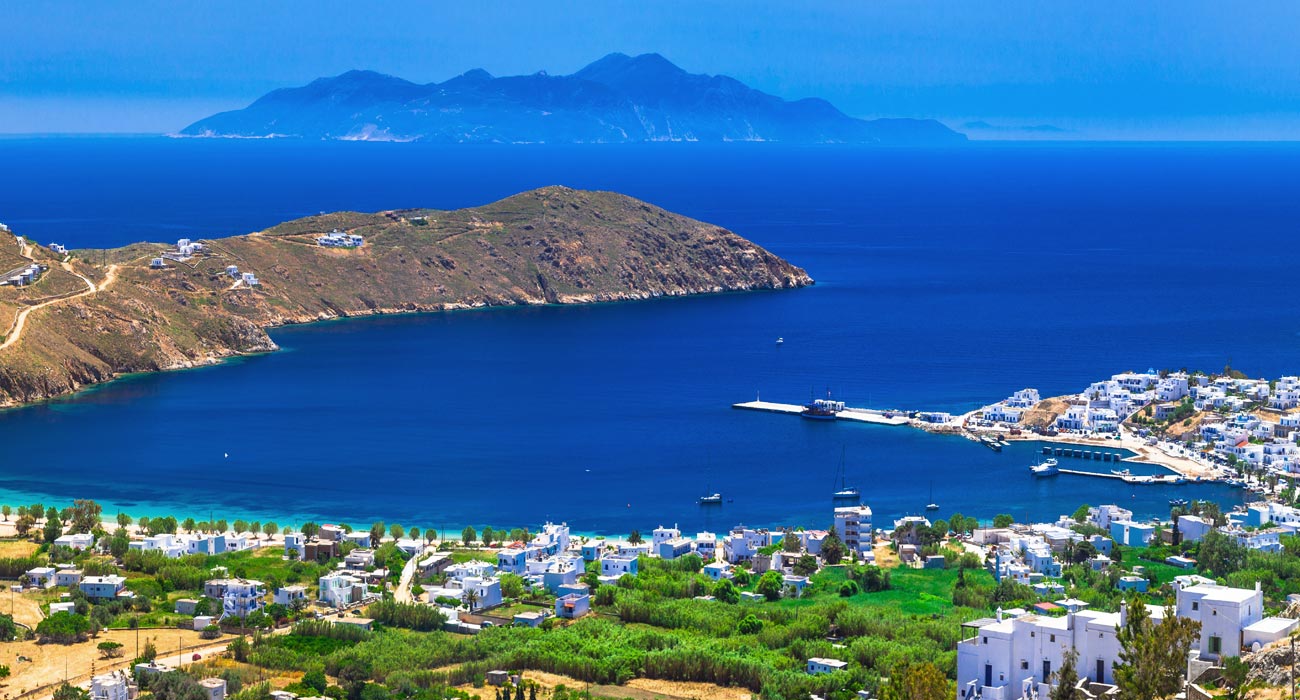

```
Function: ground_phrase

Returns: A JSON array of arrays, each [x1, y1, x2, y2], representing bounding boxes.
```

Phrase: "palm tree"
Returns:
[[464, 589, 479, 612]]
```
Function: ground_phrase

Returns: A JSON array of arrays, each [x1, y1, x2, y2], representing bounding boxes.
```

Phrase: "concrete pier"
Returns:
[[731, 400, 909, 426]]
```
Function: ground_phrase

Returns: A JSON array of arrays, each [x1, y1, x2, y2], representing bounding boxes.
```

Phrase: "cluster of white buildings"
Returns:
[[316, 230, 365, 248], [162, 238, 207, 262], [1, 262, 46, 287], [224, 264, 260, 287], [1196, 408, 1300, 474], [129, 531, 257, 558], [957, 578, 1298, 699], [981, 389, 1042, 425]]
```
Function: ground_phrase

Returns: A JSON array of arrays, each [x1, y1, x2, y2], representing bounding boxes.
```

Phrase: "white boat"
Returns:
[[699, 493, 723, 505], [832, 447, 860, 500], [776, 337, 784, 345], [1111, 468, 1131, 476], [925, 481, 939, 510], [1029, 458, 1060, 477]]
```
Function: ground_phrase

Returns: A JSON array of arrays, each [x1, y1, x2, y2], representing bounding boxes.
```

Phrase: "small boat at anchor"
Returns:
[[1111, 468, 1131, 476], [832, 447, 860, 500], [1169, 498, 1188, 508], [1029, 458, 1060, 477], [699, 493, 723, 505]]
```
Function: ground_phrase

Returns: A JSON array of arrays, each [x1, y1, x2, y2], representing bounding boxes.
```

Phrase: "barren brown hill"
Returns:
[[1020, 396, 1073, 429], [0, 186, 812, 406]]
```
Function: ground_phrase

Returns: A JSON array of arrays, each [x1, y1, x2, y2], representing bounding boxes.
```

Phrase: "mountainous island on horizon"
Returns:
[[180, 52, 965, 144]]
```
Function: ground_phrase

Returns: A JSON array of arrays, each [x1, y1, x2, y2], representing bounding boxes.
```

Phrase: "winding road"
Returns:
[[0, 257, 117, 351]]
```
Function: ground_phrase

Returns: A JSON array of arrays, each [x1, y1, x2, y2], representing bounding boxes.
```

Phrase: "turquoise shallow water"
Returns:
[[1, 138, 1293, 534]]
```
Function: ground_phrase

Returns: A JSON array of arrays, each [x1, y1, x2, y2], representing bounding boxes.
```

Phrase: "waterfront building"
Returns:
[[694, 531, 717, 560], [651, 525, 681, 548], [833, 506, 873, 556], [1173, 515, 1212, 542]]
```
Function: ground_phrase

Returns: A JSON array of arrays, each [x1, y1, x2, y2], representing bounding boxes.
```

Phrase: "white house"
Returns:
[[80, 575, 127, 600], [319, 574, 366, 608], [54, 569, 83, 587], [273, 585, 307, 607], [703, 561, 733, 581], [220, 580, 266, 619], [807, 658, 848, 675], [601, 555, 638, 579], [555, 593, 590, 619], [54, 533, 95, 550], [90, 673, 133, 700], [958, 603, 1156, 698], [25, 567, 57, 589], [651, 525, 681, 548]]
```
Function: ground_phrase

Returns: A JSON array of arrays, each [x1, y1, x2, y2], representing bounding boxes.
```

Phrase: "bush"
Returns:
[[736, 614, 763, 634]]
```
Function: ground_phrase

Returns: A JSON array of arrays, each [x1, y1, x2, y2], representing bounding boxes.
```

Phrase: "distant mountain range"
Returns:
[[179, 53, 965, 145]]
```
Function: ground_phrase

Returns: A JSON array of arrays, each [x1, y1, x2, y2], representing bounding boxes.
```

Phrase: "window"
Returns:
[[1192, 601, 1199, 611], [1021, 661, 1029, 670], [1050, 634, 1056, 643]]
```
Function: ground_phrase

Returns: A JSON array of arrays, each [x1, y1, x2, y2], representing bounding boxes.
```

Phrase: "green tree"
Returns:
[[302, 522, 320, 539], [42, 511, 63, 543], [182, 517, 196, 532], [1113, 598, 1200, 700], [993, 514, 1014, 528], [116, 512, 131, 528], [0, 613, 19, 641], [1197, 530, 1246, 577], [408, 526, 420, 541], [109, 528, 130, 558], [792, 554, 818, 577], [68, 499, 102, 533], [390, 524, 405, 540], [627, 529, 642, 544], [1050, 649, 1082, 700], [462, 525, 476, 547], [15, 513, 34, 537], [303, 669, 328, 693], [97, 641, 124, 659], [148, 671, 208, 700], [233, 519, 248, 534], [736, 614, 762, 634], [756, 571, 783, 601], [821, 526, 845, 565], [214, 519, 228, 533], [35, 611, 90, 643], [0, 505, 8, 521], [713, 578, 739, 604], [53, 684, 90, 700], [264, 521, 278, 538], [370, 522, 385, 547], [883, 661, 950, 700], [782, 530, 802, 553], [1220, 656, 1260, 700]]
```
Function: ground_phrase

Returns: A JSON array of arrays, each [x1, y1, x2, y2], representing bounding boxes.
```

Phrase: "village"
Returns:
[[2, 487, 1300, 700]]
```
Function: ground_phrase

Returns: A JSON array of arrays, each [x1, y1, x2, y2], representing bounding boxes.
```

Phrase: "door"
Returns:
[[1096, 659, 1105, 683], [985, 664, 992, 688]]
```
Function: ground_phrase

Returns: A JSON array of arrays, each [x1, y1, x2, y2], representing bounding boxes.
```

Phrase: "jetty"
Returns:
[[1054, 467, 1189, 486], [1040, 445, 1127, 463], [731, 400, 909, 426]]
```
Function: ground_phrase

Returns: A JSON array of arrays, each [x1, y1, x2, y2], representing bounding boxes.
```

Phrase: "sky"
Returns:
[[2, 1, 1299, 139]]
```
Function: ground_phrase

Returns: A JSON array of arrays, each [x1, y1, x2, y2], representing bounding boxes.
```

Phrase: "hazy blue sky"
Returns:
[[2, 1, 1299, 138]]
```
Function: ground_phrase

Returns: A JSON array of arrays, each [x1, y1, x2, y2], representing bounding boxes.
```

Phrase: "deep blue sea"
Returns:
[[2, 137, 1297, 535]]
